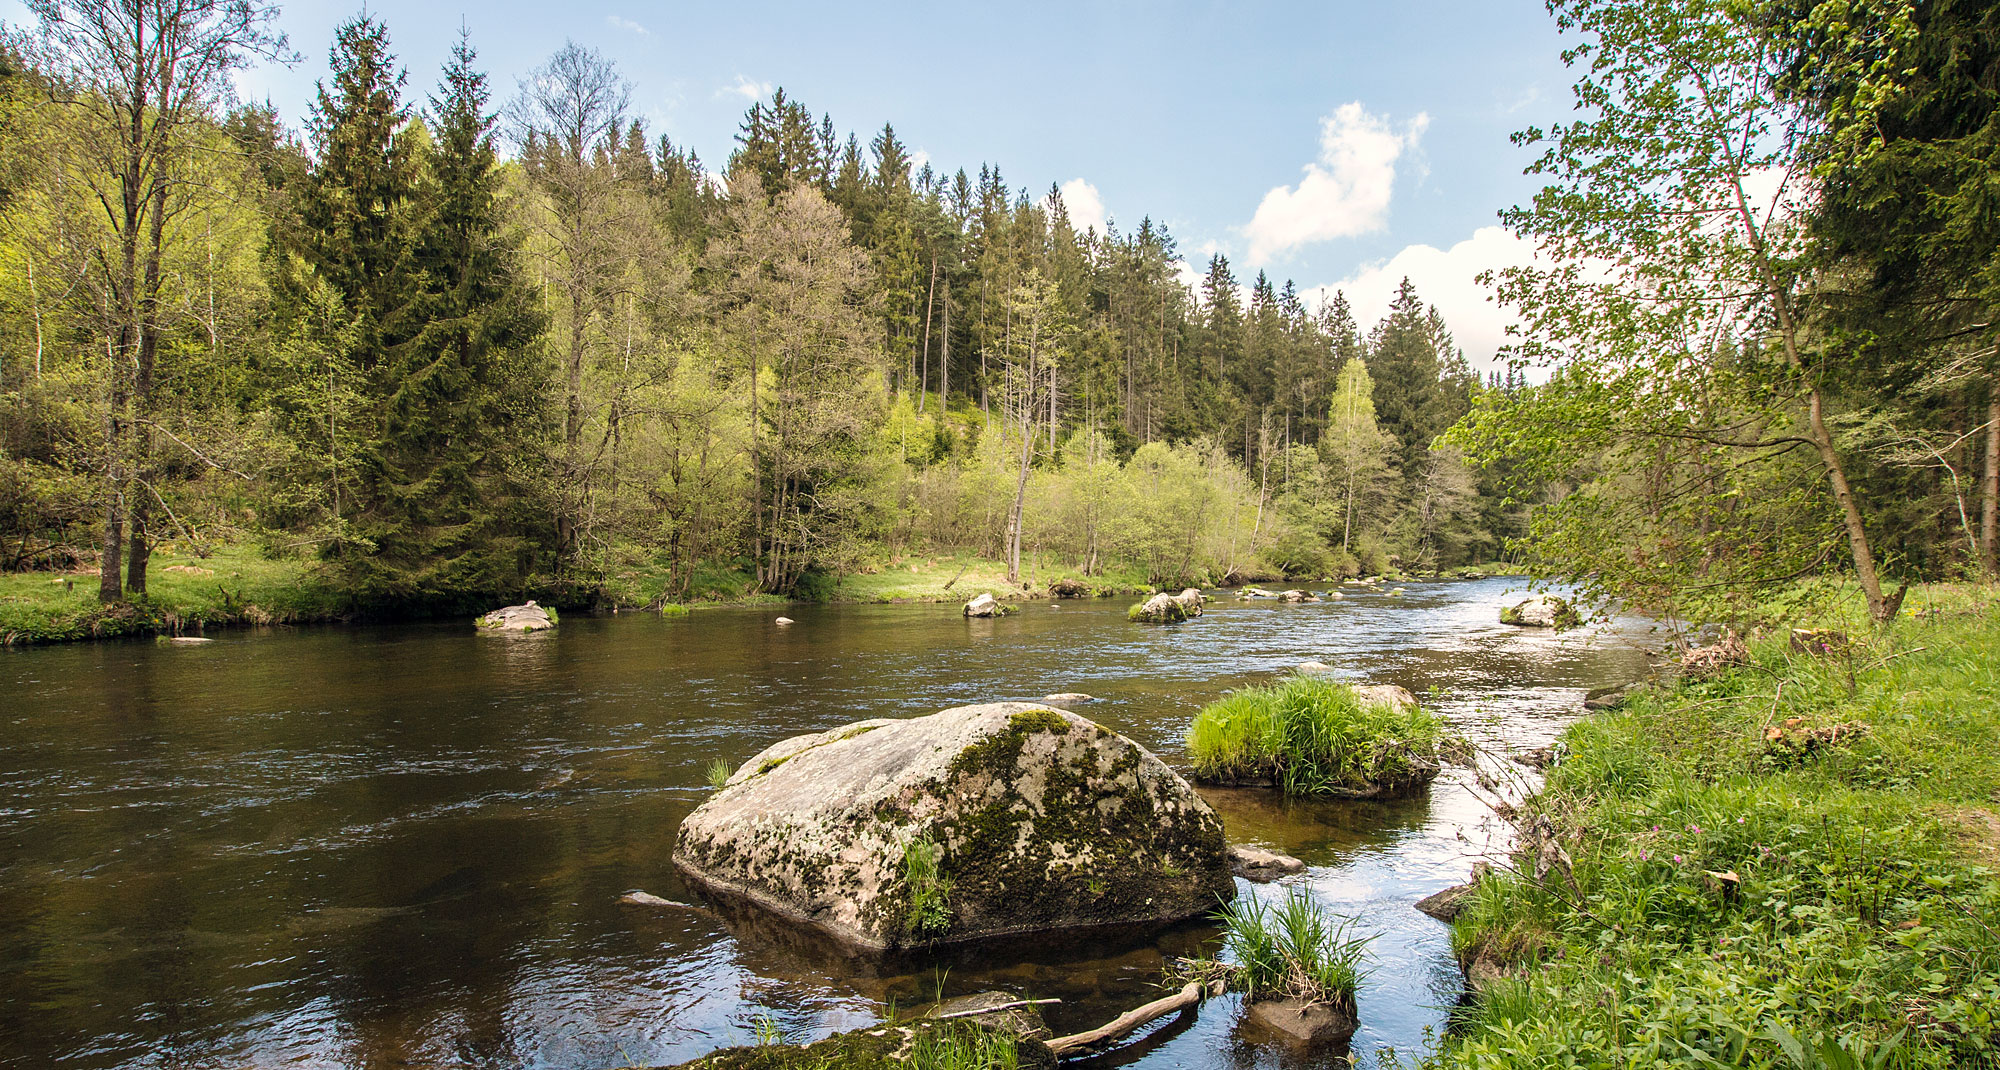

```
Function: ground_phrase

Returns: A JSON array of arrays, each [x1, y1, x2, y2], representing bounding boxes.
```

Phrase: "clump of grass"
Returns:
[[704, 759, 732, 790], [1216, 890, 1370, 1007], [1186, 675, 1448, 796], [908, 1020, 1019, 1070], [904, 836, 952, 936]]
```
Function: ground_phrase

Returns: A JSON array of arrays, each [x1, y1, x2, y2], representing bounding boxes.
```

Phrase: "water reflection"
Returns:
[[0, 578, 1654, 1069]]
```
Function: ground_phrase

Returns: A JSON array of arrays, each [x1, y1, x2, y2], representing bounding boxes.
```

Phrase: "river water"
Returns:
[[0, 578, 1655, 1070]]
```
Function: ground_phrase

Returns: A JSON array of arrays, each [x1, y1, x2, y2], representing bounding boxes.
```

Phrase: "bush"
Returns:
[[1185, 675, 1448, 796]]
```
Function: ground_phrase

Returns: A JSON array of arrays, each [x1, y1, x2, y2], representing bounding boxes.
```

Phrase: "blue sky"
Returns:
[[2, 0, 1579, 368]]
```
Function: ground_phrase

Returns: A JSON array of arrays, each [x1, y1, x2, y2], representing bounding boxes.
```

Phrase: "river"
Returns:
[[0, 577, 1654, 1069]]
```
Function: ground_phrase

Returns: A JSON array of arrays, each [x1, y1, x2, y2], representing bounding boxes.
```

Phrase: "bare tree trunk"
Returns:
[[1983, 387, 1999, 580], [939, 284, 949, 409], [917, 254, 936, 413]]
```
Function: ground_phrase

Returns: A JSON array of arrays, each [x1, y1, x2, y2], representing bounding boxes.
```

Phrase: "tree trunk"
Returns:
[[1983, 388, 1999, 581], [918, 255, 936, 413]]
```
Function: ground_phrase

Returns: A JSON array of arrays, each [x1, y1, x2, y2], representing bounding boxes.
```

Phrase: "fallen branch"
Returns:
[[1047, 978, 1225, 1057], [929, 998, 1062, 1022]]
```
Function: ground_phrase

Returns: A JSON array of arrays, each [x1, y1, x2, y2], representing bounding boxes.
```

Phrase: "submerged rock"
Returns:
[[774, 616, 795, 626], [963, 592, 1000, 618], [917, 991, 1054, 1040], [1040, 693, 1095, 705], [673, 702, 1233, 952], [476, 601, 555, 632], [1227, 844, 1306, 882], [1296, 661, 1335, 675], [654, 1019, 1057, 1069], [1352, 683, 1418, 711]]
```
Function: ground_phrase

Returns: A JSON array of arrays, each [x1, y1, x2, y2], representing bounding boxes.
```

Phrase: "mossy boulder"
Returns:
[[651, 1018, 1055, 1069], [673, 702, 1233, 952], [1129, 588, 1204, 623]]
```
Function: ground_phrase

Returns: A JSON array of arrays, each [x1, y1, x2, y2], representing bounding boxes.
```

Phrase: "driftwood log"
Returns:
[[1046, 978, 1227, 1057]]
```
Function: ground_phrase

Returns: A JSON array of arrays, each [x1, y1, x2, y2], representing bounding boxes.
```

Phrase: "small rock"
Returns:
[[1583, 683, 1640, 710], [963, 592, 1000, 618], [1390, 587, 1406, 596], [1277, 589, 1309, 603], [1048, 578, 1091, 599], [1500, 596, 1576, 629], [1241, 997, 1358, 1048], [920, 991, 1053, 1040], [1325, 590, 1344, 600], [620, 891, 677, 907], [1415, 875, 1482, 922], [161, 636, 214, 645], [1040, 693, 1095, 704], [476, 600, 556, 632], [1296, 661, 1335, 675], [1352, 684, 1417, 711], [1513, 745, 1558, 769], [1130, 588, 1203, 623], [774, 616, 795, 625], [1227, 844, 1306, 882]]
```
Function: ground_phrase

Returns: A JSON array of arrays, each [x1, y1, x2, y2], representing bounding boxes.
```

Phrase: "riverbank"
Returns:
[[1436, 583, 2000, 1069], [4, 543, 1524, 645]]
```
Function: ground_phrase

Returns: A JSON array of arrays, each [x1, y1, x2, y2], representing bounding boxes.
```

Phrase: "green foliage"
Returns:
[[704, 759, 732, 790], [903, 836, 952, 936], [1433, 587, 2000, 1070], [1185, 675, 1448, 795], [907, 1021, 1019, 1070], [1216, 889, 1370, 1005]]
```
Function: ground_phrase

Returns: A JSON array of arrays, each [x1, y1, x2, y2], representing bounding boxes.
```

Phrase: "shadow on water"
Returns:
[[0, 578, 1657, 1069]]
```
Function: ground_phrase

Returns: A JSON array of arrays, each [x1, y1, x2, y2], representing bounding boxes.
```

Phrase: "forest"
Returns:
[[1, 0, 1995, 631], [0, 9, 1516, 618]]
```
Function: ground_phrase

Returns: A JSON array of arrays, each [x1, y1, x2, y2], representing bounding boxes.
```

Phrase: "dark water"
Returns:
[[0, 578, 1656, 1069]]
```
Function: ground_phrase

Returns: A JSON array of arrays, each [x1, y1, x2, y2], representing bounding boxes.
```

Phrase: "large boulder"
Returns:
[[1353, 683, 1418, 711], [476, 600, 556, 632], [673, 702, 1233, 951]]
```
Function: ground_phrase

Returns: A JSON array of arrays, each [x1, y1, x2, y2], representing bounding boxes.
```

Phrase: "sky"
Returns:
[[1, 0, 1581, 372]]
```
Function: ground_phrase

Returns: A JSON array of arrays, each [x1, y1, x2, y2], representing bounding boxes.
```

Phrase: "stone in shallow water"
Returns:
[[1227, 844, 1306, 882], [674, 702, 1233, 951], [1241, 997, 1358, 1048]]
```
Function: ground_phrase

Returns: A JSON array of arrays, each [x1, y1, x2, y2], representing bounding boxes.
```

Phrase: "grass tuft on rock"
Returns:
[[1216, 889, 1369, 1007], [904, 836, 952, 936], [1186, 675, 1447, 796]]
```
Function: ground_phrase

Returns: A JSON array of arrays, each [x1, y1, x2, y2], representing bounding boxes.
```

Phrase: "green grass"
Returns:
[[904, 836, 953, 936], [1424, 583, 2000, 1070], [907, 1020, 1019, 1070], [832, 550, 1150, 605], [0, 544, 344, 644], [1217, 889, 1371, 1007], [1186, 675, 1449, 796]]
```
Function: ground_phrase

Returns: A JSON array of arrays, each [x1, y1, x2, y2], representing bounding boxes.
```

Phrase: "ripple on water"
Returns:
[[0, 578, 1654, 1070]]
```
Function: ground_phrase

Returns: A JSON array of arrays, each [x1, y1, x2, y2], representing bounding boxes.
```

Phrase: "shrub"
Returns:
[[904, 836, 952, 936], [1186, 675, 1448, 796]]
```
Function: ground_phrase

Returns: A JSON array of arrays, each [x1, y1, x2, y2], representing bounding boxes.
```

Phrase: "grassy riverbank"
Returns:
[[1431, 584, 2000, 1069], [0, 545, 345, 644]]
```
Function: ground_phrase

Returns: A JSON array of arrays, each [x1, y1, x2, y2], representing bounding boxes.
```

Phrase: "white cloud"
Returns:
[[1304, 226, 1543, 375], [1050, 178, 1109, 236], [718, 75, 772, 103], [1244, 103, 1429, 267], [605, 14, 649, 36]]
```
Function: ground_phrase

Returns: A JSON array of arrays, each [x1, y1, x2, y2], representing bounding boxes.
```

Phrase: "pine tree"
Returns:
[[352, 30, 552, 609]]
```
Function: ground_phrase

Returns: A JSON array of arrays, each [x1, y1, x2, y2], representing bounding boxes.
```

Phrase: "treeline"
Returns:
[[0, 4, 1517, 612]]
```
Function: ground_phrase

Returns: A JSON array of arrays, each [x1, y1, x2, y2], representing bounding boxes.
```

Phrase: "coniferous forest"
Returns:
[[0, 9, 1520, 620]]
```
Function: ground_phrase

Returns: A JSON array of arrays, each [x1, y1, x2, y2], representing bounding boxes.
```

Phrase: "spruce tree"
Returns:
[[364, 30, 552, 609]]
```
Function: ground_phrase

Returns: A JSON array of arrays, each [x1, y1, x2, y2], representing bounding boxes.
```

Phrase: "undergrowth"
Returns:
[[1422, 584, 2000, 1070], [1186, 674, 1449, 795]]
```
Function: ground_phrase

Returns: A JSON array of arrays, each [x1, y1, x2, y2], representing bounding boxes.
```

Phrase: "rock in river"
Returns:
[[1499, 595, 1576, 629], [1227, 844, 1306, 882], [1129, 588, 1204, 623], [963, 592, 1000, 617], [673, 702, 1234, 951], [475, 600, 555, 632]]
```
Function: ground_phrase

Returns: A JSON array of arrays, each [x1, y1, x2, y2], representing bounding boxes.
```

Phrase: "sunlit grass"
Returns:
[[1217, 889, 1371, 1007], [1186, 675, 1447, 795], [1431, 583, 2000, 1070]]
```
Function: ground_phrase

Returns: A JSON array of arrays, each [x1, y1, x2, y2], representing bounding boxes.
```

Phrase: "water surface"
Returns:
[[0, 578, 1655, 1069]]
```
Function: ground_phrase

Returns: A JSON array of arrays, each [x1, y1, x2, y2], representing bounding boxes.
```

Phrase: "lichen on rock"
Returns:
[[673, 702, 1234, 951]]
